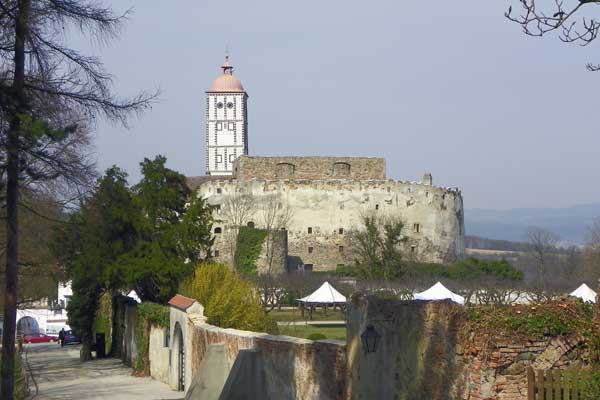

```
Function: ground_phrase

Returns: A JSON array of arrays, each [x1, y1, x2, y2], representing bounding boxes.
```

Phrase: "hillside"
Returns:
[[465, 203, 600, 245]]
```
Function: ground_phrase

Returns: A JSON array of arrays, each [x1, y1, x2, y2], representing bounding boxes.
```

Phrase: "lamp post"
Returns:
[[360, 324, 381, 355]]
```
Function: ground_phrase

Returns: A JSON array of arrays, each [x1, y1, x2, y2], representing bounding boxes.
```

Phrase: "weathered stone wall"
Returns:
[[452, 332, 588, 400], [346, 295, 595, 400], [346, 294, 463, 400], [234, 156, 386, 181], [149, 325, 170, 385], [200, 178, 464, 270], [176, 301, 347, 399]]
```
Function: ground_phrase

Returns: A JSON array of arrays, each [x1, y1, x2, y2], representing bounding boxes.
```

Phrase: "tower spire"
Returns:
[[221, 51, 233, 75]]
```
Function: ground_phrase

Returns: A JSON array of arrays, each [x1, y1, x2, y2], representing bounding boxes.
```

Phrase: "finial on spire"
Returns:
[[221, 46, 233, 75]]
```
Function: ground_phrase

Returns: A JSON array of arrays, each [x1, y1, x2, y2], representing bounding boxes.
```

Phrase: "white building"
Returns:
[[205, 56, 248, 176]]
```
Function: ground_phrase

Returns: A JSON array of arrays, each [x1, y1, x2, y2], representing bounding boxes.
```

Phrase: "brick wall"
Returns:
[[233, 156, 386, 181]]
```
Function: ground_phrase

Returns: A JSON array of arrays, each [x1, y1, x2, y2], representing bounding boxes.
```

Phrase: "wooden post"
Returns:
[[563, 371, 571, 400], [527, 367, 535, 400], [536, 369, 544, 400], [544, 369, 553, 399], [553, 370, 561, 400]]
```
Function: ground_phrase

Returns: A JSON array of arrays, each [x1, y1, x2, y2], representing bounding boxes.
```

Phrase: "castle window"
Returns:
[[216, 122, 223, 131], [247, 221, 255, 228], [229, 154, 235, 163], [339, 246, 344, 253], [214, 250, 220, 257], [227, 102, 234, 109], [228, 122, 235, 130], [375, 204, 379, 210], [304, 264, 313, 272], [338, 228, 344, 235], [308, 246, 314, 254], [413, 223, 420, 233], [217, 102, 224, 109], [214, 227, 222, 234], [216, 155, 223, 163], [332, 162, 351, 177], [308, 227, 313, 234], [276, 163, 295, 179], [411, 245, 417, 253], [216, 188, 222, 194]]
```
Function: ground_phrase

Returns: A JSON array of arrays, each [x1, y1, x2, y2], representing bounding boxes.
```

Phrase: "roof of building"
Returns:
[[168, 294, 197, 311], [208, 56, 245, 93], [414, 282, 465, 305]]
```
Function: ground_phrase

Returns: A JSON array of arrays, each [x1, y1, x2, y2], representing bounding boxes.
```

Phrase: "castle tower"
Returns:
[[205, 56, 248, 176]]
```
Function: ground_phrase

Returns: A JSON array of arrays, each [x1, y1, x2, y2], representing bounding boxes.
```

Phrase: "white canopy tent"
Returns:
[[569, 283, 597, 303], [414, 282, 465, 305], [298, 281, 347, 304]]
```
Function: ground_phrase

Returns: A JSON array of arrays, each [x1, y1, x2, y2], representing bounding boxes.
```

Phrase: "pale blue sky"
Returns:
[[86, 0, 600, 209]]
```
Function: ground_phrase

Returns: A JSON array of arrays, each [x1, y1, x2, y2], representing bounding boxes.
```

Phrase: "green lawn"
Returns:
[[278, 324, 347, 341], [269, 308, 345, 323]]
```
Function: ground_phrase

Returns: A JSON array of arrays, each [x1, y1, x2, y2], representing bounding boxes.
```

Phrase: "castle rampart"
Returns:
[[193, 165, 464, 271]]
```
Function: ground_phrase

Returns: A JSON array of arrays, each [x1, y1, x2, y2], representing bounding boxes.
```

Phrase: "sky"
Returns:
[[81, 0, 600, 210]]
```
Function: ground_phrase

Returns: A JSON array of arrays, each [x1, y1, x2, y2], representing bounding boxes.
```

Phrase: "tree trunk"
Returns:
[[1, 1, 29, 399], [80, 337, 93, 361]]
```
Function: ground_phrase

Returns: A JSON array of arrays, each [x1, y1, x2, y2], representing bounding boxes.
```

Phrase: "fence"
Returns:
[[527, 367, 587, 400]]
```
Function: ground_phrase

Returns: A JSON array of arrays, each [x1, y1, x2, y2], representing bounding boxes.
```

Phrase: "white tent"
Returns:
[[298, 281, 346, 304], [569, 283, 597, 303], [414, 282, 465, 305]]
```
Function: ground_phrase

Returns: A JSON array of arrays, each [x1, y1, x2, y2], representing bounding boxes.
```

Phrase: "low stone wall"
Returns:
[[453, 333, 587, 399], [186, 311, 347, 399], [149, 325, 170, 384]]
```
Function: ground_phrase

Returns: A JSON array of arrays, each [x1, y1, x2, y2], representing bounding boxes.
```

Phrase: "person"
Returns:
[[58, 328, 65, 348]]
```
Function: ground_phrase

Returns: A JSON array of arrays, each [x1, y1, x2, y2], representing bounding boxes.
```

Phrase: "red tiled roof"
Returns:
[[168, 294, 196, 311]]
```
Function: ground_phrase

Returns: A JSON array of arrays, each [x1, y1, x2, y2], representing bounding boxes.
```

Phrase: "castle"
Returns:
[[189, 57, 465, 272]]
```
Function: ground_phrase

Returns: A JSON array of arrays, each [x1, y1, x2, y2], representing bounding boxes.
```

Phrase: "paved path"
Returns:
[[277, 320, 346, 326], [25, 343, 183, 400]]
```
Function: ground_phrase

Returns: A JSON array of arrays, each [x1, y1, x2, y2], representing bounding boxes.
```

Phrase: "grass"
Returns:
[[269, 308, 345, 323], [278, 324, 347, 341]]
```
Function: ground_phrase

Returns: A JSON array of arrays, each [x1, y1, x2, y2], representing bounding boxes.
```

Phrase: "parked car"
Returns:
[[23, 333, 58, 344], [63, 330, 81, 345]]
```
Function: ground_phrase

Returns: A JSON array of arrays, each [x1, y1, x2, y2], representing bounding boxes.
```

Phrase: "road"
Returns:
[[24, 343, 183, 400]]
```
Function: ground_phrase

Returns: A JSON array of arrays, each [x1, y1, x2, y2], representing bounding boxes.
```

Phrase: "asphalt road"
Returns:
[[24, 343, 183, 400]]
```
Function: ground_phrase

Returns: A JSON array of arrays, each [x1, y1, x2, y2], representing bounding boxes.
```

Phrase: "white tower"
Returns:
[[205, 56, 248, 176]]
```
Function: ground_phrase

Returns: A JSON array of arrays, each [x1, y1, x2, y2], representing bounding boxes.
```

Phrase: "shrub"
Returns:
[[180, 262, 278, 334], [307, 333, 327, 341]]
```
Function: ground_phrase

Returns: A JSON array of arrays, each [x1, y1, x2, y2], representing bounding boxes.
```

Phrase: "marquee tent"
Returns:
[[414, 282, 465, 305], [298, 281, 347, 304], [569, 283, 597, 303]]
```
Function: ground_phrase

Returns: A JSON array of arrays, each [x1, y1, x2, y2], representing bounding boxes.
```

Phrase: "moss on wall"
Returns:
[[234, 227, 267, 274], [134, 302, 169, 375]]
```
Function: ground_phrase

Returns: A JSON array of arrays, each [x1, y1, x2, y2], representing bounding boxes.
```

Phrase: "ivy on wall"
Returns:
[[134, 302, 169, 375], [93, 293, 113, 356], [234, 227, 268, 275]]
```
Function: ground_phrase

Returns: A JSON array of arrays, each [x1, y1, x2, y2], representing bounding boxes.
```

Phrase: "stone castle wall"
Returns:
[[198, 178, 464, 270], [233, 156, 386, 181]]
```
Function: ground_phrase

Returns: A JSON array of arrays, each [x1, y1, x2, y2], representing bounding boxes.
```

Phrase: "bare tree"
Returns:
[[525, 227, 560, 301], [0, 1, 156, 396], [506, 0, 600, 70], [257, 193, 293, 274]]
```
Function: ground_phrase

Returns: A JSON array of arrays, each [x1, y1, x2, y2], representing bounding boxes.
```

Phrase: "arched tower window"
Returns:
[[332, 162, 351, 177], [276, 163, 295, 179]]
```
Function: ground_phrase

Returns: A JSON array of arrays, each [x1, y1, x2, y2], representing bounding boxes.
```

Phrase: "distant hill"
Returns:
[[465, 203, 600, 245]]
